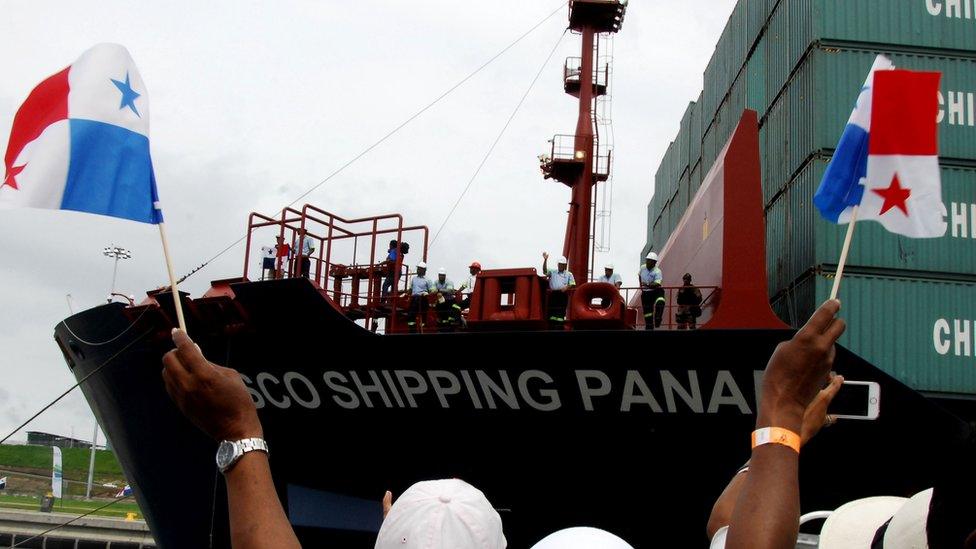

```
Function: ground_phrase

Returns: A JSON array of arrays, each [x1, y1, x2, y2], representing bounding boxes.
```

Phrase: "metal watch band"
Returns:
[[238, 437, 269, 455]]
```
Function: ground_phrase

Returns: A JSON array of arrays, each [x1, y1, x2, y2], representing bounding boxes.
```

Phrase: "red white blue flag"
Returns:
[[1, 44, 162, 224], [814, 56, 946, 238]]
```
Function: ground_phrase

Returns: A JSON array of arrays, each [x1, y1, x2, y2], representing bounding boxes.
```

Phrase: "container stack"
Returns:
[[645, 0, 975, 399]]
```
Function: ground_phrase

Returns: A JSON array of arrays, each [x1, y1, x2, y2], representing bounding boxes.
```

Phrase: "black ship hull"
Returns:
[[55, 278, 972, 548]]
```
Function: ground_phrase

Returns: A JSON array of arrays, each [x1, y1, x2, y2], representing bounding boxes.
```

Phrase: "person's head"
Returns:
[[683, 272, 693, 285], [375, 479, 506, 549], [389, 239, 398, 250], [438, 267, 447, 283], [818, 489, 939, 549], [604, 263, 614, 277], [645, 251, 658, 269], [530, 527, 634, 549], [276, 235, 284, 244], [469, 261, 482, 275], [557, 256, 568, 272], [400, 242, 411, 255], [416, 261, 427, 277]]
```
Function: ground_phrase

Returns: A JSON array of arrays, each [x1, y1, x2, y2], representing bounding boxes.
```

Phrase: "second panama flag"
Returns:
[[814, 56, 946, 238]]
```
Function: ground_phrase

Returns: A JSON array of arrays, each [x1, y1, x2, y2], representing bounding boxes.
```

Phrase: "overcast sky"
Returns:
[[0, 0, 737, 441]]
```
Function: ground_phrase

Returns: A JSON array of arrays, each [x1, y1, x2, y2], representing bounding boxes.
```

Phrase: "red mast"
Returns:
[[541, 0, 626, 281]]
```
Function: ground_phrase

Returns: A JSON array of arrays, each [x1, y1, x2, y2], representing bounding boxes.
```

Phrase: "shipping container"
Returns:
[[761, 94, 791, 206], [788, 0, 976, 62], [746, 43, 768, 115], [766, 157, 976, 292], [747, 0, 777, 57], [762, 46, 976, 202], [689, 97, 702, 170], [771, 271, 976, 396], [678, 102, 694, 175], [764, 0, 791, 113], [690, 160, 703, 198], [697, 0, 973, 182]]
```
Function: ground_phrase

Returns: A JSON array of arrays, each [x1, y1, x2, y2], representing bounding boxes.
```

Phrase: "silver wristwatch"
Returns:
[[216, 437, 269, 473]]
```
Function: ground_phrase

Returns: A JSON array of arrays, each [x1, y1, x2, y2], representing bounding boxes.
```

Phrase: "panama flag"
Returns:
[[1, 44, 162, 224], [814, 55, 946, 238]]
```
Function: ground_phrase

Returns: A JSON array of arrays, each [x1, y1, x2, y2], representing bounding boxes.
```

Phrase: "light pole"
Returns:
[[103, 245, 132, 303]]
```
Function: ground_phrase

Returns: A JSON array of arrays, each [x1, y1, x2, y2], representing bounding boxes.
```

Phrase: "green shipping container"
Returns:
[[761, 0, 976, 102], [678, 102, 694, 175], [691, 160, 703, 198], [771, 272, 976, 396], [690, 95, 703, 169], [762, 46, 976, 201], [765, 158, 976, 293]]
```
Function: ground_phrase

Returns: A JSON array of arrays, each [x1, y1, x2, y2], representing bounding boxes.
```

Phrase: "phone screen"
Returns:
[[829, 383, 871, 417]]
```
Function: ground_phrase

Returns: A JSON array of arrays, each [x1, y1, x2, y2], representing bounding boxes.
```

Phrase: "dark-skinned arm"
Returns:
[[725, 300, 846, 549], [707, 374, 844, 540], [162, 329, 302, 549]]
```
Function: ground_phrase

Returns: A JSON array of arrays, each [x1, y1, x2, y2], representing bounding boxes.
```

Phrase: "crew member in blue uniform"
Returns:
[[597, 263, 623, 307], [639, 252, 665, 330], [542, 252, 576, 329], [433, 267, 458, 331], [407, 261, 434, 332]]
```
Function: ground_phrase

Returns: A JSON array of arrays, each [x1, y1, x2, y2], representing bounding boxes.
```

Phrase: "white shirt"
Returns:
[[300, 236, 314, 256], [710, 526, 728, 549], [598, 272, 622, 287], [547, 268, 576, 291], [639, 266, 662, 286], [460, 275, 477, 295]]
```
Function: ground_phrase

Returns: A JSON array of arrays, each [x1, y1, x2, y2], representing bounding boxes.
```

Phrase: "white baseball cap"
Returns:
[[530, 527, 634, 549], [818, 496, 910, 548], [557, 256, 568, 264], [375, 479, 506, 549], [605, 263, 614, 270], [416, 262, 427, 269], [438, 267, 447, 275], [645, 252, 658, 261]]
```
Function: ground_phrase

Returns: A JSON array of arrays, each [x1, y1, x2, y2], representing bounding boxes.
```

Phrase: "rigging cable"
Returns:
[[0, 327, 154, 446], [430, 28, 569, 248], [11, 496, 133, 548], [176, 1, 569, 284]]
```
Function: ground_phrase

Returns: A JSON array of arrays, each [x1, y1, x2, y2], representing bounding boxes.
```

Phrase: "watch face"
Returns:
[[216, 441, 237, 470]]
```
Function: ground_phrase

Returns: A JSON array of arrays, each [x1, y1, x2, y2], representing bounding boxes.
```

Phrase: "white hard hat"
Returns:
[[417, 261, 427, 269], [438, 267, 447, 275], [557, 256, 568, 264], [605, 263, 614, 270], [645, 252, 658, 261]]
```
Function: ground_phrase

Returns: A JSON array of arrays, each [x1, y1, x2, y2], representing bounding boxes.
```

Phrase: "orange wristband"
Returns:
[[751, 427, 801, 454]]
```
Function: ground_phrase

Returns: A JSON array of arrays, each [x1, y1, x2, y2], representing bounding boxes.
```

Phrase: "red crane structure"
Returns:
[[540, 0, 626, 281]]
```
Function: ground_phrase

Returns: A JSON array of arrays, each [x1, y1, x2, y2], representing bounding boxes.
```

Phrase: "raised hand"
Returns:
[[162, 329, 263, 441]]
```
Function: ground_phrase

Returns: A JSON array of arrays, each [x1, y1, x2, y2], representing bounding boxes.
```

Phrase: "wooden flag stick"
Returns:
[[830, 205, 859, 301], [158, 222, 187, 332]]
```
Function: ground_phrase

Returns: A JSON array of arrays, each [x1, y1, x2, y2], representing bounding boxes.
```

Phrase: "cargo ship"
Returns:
[[644, 0, 976, 421], [53, 1, 973, 547]]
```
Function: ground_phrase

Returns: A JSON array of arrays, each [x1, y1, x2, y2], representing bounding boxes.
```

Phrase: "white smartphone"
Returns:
[[828, 380, 880, 420]]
